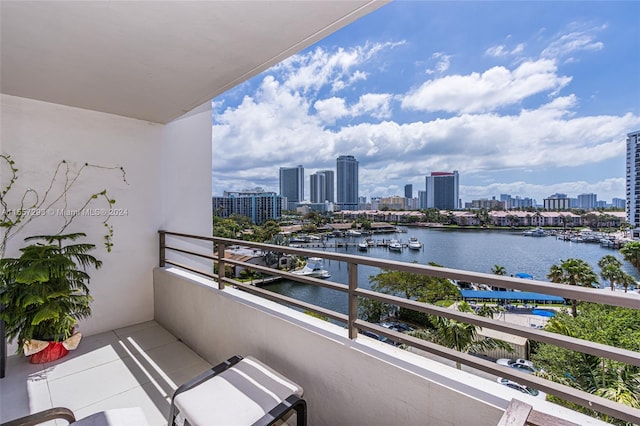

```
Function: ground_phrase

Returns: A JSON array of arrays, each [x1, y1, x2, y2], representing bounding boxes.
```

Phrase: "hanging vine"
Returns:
[[0, 154, 128, 256]]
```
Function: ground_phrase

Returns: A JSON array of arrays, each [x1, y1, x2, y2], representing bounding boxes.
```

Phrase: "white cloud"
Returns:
[[401, 59, 572, 114], [275, 41, 404, 95], [485, 43, 525, 57], [313, 93, 393, 123], [541, 24, 605, 59], [213, 37, 637, 203], [426, 52, 451, 74], [314, 97, 348, 123], [352, 93, 393, 119]]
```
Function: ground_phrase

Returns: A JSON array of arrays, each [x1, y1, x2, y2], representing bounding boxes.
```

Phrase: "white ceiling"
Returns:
[[0, 1, 387, 124]]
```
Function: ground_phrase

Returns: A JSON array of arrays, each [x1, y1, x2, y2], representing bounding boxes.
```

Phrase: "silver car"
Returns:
[[497, 378, 547, 399], [495, 358, 537, 373]]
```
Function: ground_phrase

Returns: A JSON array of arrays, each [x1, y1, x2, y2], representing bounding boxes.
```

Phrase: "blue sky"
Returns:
[[212, 1, 640, 205]]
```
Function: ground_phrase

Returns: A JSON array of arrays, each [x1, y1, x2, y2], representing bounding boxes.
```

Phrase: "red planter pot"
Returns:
[[29, 342, 69, 364]]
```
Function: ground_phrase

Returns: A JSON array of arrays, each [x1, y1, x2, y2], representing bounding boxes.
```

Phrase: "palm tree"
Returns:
[[491, 265, 506, 276], [593, 365, 640, 410], [620, 241, 640, 273], [547, 258, 599, 317], [598, 255, 622, 291], [407, 302, 511, 369], [598, 255, 635, 292]]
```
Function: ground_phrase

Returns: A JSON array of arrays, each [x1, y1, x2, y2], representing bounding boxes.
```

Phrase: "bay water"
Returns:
[[263, 227, 635, 316]]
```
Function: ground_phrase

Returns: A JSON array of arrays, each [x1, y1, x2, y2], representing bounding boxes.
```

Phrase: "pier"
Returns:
[[289, 239, 416, 250]]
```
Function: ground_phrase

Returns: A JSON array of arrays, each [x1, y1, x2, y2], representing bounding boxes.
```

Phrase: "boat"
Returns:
[[345, 229, 362, 237], [358, 240, 368, 251], [408, 237, 422, 250], [523, 227, 546, 237], [291, 257, 331, 279], [388, 239, 402, 251]]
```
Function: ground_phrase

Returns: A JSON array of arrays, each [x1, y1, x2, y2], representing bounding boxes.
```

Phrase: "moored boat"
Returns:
[[408, 237, 422, 250], [388, 239, 402, 251], [523, 227, 546, 237], [291, 257, 331, 279]]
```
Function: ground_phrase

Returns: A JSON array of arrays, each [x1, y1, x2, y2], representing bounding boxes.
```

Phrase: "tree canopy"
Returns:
[[532, 303, 640, 423], [547, 258, 599, 317]]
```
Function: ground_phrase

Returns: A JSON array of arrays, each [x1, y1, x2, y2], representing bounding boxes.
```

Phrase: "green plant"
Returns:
[[0, 232, 102, 354], [0, 154, 127, 256]]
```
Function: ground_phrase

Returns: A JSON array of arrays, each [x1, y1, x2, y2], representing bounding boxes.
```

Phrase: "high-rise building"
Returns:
[[627, 130, 640, 229], [358, 196, 367, 210], [213, 189, 282, 225], [418, 191, 427, 209], [577, 193, 597, 210], [279, 165, 304, 210], [544, 194, 571, 210], [379, 196, 406, 210], [612, 198, 625, 209], [310, 170, 334, 203], [425, 171, 459, 210], [404, 184, 413, 199], [370, 196, 381, 210], [336, 155, 358, 210]]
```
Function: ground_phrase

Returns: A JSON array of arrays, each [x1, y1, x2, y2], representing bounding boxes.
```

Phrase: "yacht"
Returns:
[[345, 229, 362, 237], [388, 239, 402, 251], [291, 257, 331, 279], [358, 240, 369, 251], [523, 227, 546, 237], [408, 237, 422, 250]]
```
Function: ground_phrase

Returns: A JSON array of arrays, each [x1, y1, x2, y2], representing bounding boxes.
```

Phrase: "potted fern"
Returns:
[[0, 232, 102, 363]]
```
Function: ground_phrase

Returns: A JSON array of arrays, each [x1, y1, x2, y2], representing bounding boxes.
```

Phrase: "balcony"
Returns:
[[4, 2, 635, 424], [1, 321, 211, 425], [2, 230, 639, 425]]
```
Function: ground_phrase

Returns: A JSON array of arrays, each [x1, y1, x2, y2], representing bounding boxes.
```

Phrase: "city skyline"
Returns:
[[231, 161, 623, 209], [212, 2, 640, 203]]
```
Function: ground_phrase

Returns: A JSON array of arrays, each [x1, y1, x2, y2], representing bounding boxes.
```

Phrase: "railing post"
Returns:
[[218, 241, 226, 290], [348, 262, 358, 339], [159, 230, 166, 267]]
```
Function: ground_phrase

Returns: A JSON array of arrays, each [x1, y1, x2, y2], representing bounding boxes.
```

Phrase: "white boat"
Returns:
[[408, 237, 422, 250], [345, 229, 362, 237], [388, 239, 402, 251], [358, 240, 368, 251], [291, 257, 331, 279], [523, 227, 546, 237]]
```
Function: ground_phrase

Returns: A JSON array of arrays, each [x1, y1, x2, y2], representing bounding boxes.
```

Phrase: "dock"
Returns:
[[289, 239, 416, 250]]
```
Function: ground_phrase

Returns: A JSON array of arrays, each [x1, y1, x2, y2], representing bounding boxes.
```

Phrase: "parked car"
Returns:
[[361, 330, 394, 345], [496, 358, 538, 373], [497, 378, 547, 399], [379, 321, 414, 333]]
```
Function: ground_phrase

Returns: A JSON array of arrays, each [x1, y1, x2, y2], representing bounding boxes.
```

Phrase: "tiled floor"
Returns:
[[0, 321, 212, 425]]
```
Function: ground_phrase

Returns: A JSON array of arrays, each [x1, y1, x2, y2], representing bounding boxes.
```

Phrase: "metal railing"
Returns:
[[159, 230, 640, 424]]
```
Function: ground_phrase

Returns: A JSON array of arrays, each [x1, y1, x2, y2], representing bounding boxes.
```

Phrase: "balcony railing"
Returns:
[[159, 230, 640, 424]]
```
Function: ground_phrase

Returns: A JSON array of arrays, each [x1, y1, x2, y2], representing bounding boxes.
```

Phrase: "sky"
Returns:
[[211, 1, 640, 206]]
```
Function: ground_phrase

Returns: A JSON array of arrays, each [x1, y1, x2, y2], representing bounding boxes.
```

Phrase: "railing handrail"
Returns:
[[158, 230, 640, 424], [159, 230, 640, 309]]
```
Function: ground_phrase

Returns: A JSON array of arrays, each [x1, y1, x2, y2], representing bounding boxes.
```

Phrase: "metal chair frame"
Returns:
[[168, 355, 307, 426]]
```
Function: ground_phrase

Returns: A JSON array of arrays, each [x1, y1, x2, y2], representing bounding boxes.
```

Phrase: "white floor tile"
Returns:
[[42, 344, 129, 382], [114, 323, 177, 352], [0, 370, 52, 422], [0, 322, 211, 426], [48, 357, 146, 412], [72, 382, 170, 426]]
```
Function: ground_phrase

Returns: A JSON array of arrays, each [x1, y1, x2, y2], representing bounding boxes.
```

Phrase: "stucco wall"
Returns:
[[153, 267, 608, 426], [1, 94, 212, 346], [153, 268, 570, 425]]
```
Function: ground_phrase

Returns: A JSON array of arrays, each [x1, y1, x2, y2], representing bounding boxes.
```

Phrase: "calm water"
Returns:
[[263, 227, 636, 316]]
